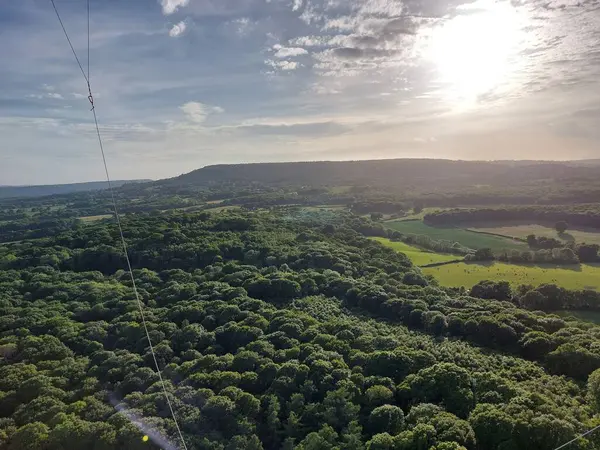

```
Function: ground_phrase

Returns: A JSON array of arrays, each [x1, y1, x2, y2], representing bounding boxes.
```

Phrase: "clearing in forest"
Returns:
[[371, 237, 461, 266], [385, 220, 527, 252], [423, 261, 600, 291], [78, 214, 113, 222], [468, 223, 600, 245]]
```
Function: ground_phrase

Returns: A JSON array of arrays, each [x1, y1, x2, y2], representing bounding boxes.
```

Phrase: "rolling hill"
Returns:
[[0, 180, 151, 199]]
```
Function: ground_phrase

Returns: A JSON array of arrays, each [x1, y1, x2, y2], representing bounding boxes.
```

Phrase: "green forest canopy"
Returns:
[[1, 210, 599, 449]]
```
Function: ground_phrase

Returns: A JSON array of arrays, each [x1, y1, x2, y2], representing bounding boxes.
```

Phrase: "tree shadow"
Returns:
[[464, 260, 585, 272], [464, 260, 496, 268], [557, 231, 575, 242]]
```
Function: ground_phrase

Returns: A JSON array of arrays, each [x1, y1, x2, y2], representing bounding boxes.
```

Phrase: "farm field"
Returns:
[[370, 237, 461, 266], [424, 261, 600, 291], [385, 220, 527, 252], [468, 223, 600, 245]]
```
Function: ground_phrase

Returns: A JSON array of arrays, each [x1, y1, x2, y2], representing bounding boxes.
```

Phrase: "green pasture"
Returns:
[[370, 237, 461, 266], [385, 220, 527, 252], [469, 223, 600, 245], [424, 261, 600, 291]]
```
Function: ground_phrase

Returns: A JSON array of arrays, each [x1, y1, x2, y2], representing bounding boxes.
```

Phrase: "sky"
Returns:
[[1, 0, 600, 184]]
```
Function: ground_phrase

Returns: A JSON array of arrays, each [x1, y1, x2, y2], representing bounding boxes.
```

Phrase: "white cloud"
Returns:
[[358, 0, 404, 16], [231, 17, 255, 36], [288, 35, 329, 47], [323, 16, 356, 31], [169, 21, 187, 37], [180, 102, 224, 123], [27, 92, 64, 100], [292, 0, 303, 11], [160, 0, 189, 15], [266, 60, 300, 71], [273, 46, 308, 58], [300, 4, 321, 25]]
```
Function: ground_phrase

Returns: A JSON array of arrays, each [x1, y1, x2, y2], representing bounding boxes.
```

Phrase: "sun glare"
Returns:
[[424, 0, 526, 108]]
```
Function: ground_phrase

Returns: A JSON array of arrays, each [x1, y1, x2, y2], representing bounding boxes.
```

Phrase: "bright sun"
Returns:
[[424, 0, 526, 108]]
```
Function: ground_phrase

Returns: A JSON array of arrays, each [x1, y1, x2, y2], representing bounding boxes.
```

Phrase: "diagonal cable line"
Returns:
[[553, 423, 600, 450], [48, 1, 188, 449], [50, 0, 89, 85], [91, 106, 189, 450], [87, 0, 90, 81]]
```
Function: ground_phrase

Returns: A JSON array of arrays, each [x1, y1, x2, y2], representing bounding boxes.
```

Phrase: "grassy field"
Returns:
[[79, 214, 113, 222], [469, 223, 600, 245], [385, 220, 527, 252], [423, 261, 600, 291], [371, 237, 461, 266]]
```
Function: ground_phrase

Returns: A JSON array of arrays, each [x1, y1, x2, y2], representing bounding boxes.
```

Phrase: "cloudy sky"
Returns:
[[1, 0, 599, 184]]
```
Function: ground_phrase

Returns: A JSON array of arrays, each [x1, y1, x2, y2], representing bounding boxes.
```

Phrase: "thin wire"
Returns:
[[87, 0, 90, 81], [91, 107, 189, 450], [553, 423, 600, 450], [49, 2, 188, 449], [49, 0, 89, 85]]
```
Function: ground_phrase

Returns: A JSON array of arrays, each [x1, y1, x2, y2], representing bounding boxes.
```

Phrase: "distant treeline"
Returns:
[[470, 280, 600, 312], [351, 201, 408, 215], [0, 180, 148, 199], [0, 218, 79, 243], [424, 206, 600, 229]]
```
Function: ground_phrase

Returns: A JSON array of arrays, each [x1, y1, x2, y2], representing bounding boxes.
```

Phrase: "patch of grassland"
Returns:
[[79, 214, 113, 222], [371, 237, 462, 266], [423, 261, 600, 291], [469, 223, 600, 245], [385, 220, 527, 252]]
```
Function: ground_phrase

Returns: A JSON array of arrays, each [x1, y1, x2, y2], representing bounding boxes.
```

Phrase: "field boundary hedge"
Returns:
[[420, 259, 464, 268], [465, 228, 528, 243]]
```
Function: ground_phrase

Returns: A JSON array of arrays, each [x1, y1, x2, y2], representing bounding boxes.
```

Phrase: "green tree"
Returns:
[[369, 405, 405, 435], [588, 368, 600, 413], [402, 363, 474, 418], [555, 221, 568, 233], [8, 422, 49, 450], [364, 386, 394, 407]]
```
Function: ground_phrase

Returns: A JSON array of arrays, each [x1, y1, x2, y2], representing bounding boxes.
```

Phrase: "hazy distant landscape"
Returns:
[[0, 180, 151, 199], [2, 158, 600, 449]]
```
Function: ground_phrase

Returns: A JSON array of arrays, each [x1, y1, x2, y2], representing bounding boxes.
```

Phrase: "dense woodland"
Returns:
[[1, 209, 600, 449]]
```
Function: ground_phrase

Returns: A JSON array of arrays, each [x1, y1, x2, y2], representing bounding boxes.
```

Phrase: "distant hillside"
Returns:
[[569, 159, 600, 167], [167, 159, 600, 189], [0, 180, 151, 199]]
